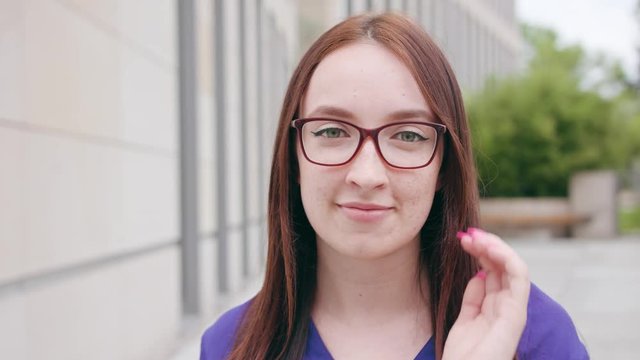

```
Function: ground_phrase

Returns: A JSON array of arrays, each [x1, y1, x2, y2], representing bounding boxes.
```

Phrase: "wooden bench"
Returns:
[[480, 213, 591, 228]]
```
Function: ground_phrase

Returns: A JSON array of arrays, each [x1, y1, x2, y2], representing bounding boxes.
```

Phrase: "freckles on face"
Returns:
[[391, 164, 441, 229], [296, 41, 443, 259]]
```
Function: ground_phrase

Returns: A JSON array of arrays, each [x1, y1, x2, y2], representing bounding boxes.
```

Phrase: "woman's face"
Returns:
[[297, 41, 443, 260]]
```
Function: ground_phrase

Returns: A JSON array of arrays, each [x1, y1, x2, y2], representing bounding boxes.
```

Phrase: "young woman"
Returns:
[[200, 13, 588, 360]]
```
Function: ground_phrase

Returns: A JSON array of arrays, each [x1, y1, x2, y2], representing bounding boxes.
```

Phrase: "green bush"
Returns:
[[620, 206, 640, 233], [467, 26, 640, 197]]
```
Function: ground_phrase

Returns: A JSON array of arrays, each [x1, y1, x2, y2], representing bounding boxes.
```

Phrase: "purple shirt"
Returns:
[[200, 283, 589, 359]]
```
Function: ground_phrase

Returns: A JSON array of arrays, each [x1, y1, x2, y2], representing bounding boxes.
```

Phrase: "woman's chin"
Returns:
[[319, 235, 412, 261]]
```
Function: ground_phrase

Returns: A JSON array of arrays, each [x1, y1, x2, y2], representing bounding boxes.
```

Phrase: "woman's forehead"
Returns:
[[302, 42, 433, 123]]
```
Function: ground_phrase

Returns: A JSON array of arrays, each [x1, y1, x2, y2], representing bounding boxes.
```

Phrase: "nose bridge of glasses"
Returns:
[[358, 127, 381, 148], [352, 129, 386, 165]]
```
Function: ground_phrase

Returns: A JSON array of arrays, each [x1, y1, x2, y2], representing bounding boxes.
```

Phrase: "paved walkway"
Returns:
[[512, 236, 640, 359], [172, 236, 640, 359]]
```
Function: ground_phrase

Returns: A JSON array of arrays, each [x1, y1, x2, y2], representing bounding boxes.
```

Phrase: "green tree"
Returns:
[[467, 26, 640, 197]]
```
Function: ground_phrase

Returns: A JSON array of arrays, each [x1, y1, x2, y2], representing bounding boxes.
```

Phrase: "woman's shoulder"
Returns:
[[200, 300, 252, 360], [517, 283, 589, 359]]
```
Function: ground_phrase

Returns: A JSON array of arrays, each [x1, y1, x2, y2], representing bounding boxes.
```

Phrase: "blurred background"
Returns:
[[0, 0, 638, 359]]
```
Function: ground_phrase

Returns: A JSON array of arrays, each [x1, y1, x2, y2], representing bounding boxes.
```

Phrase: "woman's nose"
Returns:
[[344, 138, 389, 190]]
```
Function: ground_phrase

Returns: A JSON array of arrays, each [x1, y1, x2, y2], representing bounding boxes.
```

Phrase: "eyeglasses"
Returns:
[[291, 118, 447, 169]]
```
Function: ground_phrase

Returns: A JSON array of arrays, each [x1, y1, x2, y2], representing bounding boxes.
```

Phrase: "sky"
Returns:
[[516, 0, 638, 79]]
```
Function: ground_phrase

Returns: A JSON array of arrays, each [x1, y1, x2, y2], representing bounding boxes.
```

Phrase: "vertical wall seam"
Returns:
[[239, 0, 250, 278], [177, 0, 200, 315], [256, 0, 267, 265], [214, 0, 229, 293]]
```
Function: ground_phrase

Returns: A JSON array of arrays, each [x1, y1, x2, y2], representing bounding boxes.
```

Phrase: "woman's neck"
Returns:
[[312, 236, 430, 326]]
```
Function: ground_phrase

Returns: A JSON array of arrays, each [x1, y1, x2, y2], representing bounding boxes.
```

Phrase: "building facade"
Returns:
[[0, 0, 294, 359], [300, 0, 522, 91]]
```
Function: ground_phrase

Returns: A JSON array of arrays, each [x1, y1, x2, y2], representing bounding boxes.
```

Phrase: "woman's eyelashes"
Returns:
[[312, 128, 350, 138], [391, 131, 427, 142]]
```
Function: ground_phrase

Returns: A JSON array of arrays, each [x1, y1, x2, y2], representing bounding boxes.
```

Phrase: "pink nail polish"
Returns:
[[476, 270, 487, 279], [468, 227, 482, 235], [456, 231, 467, 240]]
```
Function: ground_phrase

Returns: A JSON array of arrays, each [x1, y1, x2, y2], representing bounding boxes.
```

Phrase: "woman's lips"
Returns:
[[338, 202, 393, 222]]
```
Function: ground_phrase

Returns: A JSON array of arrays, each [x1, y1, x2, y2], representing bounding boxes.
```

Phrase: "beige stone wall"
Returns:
[[0, 0, 298, 359], [0, 0, 181, 359]]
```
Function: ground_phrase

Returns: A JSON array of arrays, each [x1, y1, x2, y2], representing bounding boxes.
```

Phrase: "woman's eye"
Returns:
[[393, 131, 426, 142], [312, 128, 349, 138]]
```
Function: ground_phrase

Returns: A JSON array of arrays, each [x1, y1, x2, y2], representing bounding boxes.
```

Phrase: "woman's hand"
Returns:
[[442, 228, 531, 360]]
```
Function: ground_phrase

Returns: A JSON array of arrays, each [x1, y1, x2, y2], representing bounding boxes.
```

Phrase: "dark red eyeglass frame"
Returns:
[[290, 117, 448, 169]]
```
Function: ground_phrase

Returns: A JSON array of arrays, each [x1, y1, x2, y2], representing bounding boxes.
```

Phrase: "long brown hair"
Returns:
[[228, 13, 479, 360]]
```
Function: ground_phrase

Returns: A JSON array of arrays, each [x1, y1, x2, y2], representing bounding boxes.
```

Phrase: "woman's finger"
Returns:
[[477, 230, 530, 300], [457, 270, 487, 322], [469, 229, 527, 275], [458, 228, 530, 300], [458, 231, 503, 297], [458, 230, 501, 274]]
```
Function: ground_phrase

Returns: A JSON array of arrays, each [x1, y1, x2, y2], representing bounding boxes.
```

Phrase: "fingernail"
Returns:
[[467, 227, 482, 235], [476, 270, 487, 279], [456, 231, 468, 240]]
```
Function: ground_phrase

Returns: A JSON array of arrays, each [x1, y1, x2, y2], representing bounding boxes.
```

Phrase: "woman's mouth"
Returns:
[[337, 202, 393, 222]]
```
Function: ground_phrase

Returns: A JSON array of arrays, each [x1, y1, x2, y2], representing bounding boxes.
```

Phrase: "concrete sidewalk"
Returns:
[[512, 236, 640, 359], [172, 236, 640, 359]]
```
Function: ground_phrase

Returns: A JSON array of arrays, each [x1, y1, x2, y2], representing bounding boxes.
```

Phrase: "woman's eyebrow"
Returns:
[[386, 109, 433, 121], [306, 106, 433, 122], [306, 105, 355, 119]]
